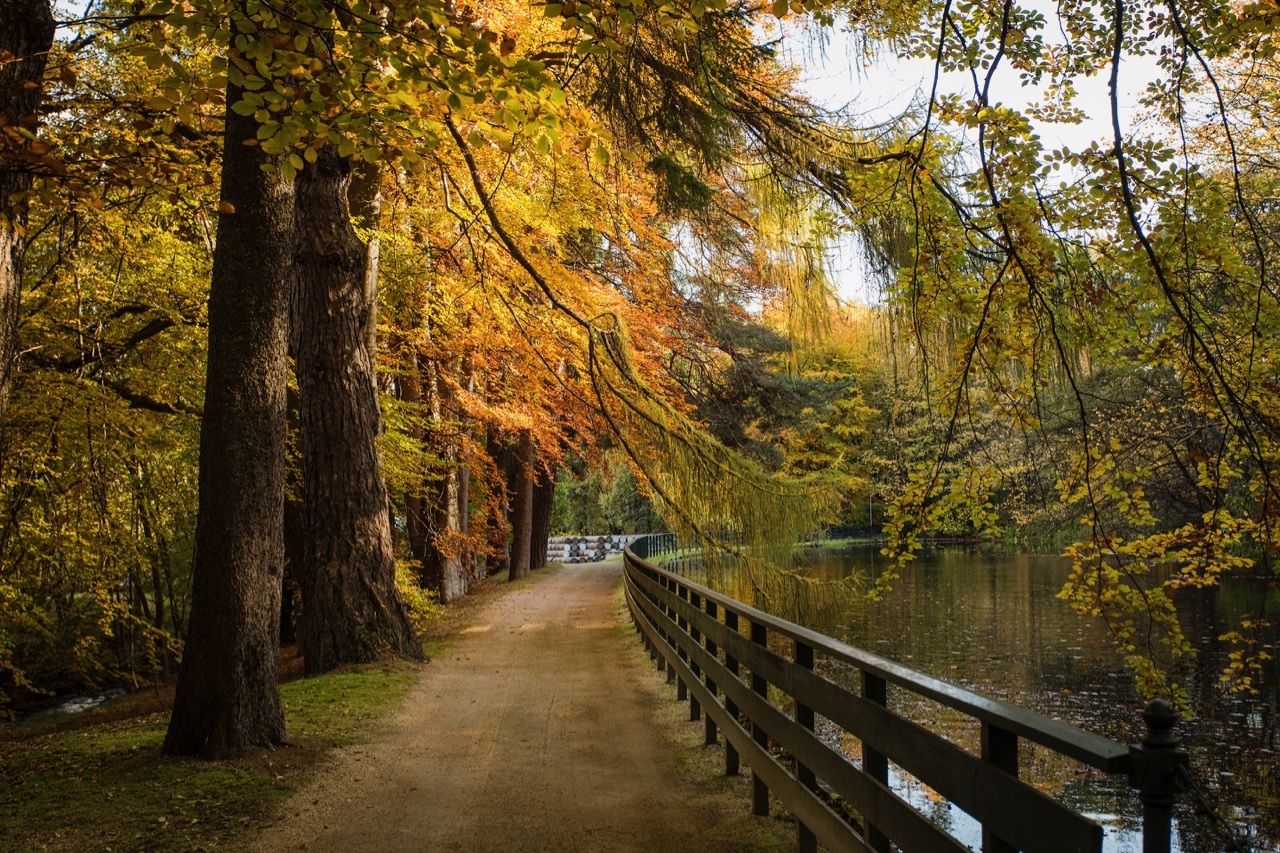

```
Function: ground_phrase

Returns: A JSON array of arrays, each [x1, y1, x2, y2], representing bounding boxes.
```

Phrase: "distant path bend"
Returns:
[[257, 561, 752, 852]]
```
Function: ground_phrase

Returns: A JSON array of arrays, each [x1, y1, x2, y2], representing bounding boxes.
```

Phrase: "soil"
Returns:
[[255, 561, 782, 852]]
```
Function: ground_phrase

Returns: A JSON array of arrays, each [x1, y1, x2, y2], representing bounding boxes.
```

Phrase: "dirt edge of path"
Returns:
[[606, 576, 797, 852]]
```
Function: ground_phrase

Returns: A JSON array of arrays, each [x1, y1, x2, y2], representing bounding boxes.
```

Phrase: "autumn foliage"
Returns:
[[1, 0, 1277, 731]]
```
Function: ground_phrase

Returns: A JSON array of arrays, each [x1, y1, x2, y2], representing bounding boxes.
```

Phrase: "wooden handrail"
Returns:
[[623, 537, 1184, 853]]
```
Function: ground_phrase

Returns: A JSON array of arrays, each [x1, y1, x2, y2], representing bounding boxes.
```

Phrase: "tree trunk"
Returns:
[[487, 428, 513, 577], [163, 87, 291, 759], [348, 161, 381, 368], [421, 357, 467, 601], [531, 463, 555, 569], [425, 460, 466, 601], [508, 430, 534, 580], [0, 0, 56, 435], [397, 362, 431, 565], [292, 146, 420, 676], [456, 358, 475, 578], [282, 384, 303, 649]]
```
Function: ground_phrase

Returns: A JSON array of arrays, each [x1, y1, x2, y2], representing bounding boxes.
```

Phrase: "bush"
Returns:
[[395, 560, 445, 631]]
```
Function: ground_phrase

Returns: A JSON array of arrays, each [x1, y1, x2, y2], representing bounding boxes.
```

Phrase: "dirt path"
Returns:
[[256, 562, 771, 852]]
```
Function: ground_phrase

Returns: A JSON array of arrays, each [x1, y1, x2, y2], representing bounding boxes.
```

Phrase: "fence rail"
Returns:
[[624, 535, 1189, 853]]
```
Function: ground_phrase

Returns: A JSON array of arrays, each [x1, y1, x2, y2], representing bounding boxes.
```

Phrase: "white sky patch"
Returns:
[[772, 16, 1166, 305]]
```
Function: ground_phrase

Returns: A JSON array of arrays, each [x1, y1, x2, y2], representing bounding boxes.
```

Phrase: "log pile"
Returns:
[[546, 534, 641, 564]]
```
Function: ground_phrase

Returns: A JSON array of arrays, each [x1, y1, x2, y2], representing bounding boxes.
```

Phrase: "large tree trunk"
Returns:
[[292, 146, 420, 676], [508, 430, 534, 581], [531, 463, 555, 569], [163, 87, 291, 759], [0, 0, 56, 435]]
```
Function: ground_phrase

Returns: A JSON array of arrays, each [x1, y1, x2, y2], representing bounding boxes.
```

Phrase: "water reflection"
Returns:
[[699, 545, 1279, 852]]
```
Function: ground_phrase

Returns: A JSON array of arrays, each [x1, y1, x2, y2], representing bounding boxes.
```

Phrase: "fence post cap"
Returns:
[[1141, 698, 1179, 749], [1130, 697, 1189, 804]]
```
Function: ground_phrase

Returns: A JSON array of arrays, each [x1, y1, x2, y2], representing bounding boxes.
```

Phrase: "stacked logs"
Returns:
[[546, 534, 642, 564]]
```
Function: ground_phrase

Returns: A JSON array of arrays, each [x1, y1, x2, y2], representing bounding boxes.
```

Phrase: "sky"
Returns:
[[777, 19, 1163, 305]]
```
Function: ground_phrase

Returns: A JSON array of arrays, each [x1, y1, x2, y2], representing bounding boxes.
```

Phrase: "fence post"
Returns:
[[628, 556, 641, 635], [862, 671, 890, 853], [750, 620, 769, 817], [661, 575, 676, 684], [688, 590, 702, 722], [796, 640, 817, 853], [703, 597, 718, 746], [676, 583, 689, 701], [725, 611, 741, 776], [981, 722, 1018, 853], [1129, 698, 1188, 853]]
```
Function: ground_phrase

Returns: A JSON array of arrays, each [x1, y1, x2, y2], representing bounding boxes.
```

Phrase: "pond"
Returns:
[[697, 545, 1279, 852]]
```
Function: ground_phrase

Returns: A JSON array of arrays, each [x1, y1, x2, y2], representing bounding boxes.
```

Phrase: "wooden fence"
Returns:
[[624, 536, 1189, 853]]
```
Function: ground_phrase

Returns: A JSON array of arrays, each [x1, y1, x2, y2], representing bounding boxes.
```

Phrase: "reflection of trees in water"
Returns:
[[699, 545, 1278, 850], [687, 552, 863, 627]]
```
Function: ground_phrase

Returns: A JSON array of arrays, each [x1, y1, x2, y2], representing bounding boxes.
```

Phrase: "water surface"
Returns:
[[701, 546, 1279, 852]]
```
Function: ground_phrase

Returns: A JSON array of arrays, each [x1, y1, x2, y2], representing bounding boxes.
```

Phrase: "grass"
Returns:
[[0, 662, 420, 852], [0, 568, 545, 853]]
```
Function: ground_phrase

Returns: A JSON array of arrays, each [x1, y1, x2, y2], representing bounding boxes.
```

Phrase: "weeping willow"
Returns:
[[437, 0, 930, 595], [443, 117, 840, 570], [587, 311, 834, 567], [714, 554, 864, 626], [742, 162, 838, 351]]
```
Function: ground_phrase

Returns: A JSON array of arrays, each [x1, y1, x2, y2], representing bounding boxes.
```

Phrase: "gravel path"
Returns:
[[256, 562, 764, 852]]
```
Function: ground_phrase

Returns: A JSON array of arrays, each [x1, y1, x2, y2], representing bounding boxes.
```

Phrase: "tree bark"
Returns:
[[399, 365, 432, 567], [421, 357, 467, 601], [282, 384, 303, 649], [456, 357, 475, 578], [348, 161, 381, 367], [531, 463, 555, 569], [424, 460, 466, 600], [508, 429, 534, 580], [163, 87, 291, 759], [0, 0, 56, 435], [487, 427, 513, 577], [292, 146, 420, 675]]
